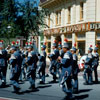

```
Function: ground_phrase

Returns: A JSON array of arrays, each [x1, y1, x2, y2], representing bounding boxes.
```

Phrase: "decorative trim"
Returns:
[[44, 22, 100, 36]]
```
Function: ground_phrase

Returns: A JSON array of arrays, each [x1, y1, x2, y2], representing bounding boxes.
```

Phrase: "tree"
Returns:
[[17, 0, 49, 39], [0, 0, 18, 44], [0, 0, 49, 42]]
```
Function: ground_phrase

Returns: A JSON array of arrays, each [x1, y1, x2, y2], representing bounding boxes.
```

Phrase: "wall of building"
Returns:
[[86, 0, 96, 22], [45, 0, 88, 27], [42, 0, 100, 54], [96, 0, 100, 22]]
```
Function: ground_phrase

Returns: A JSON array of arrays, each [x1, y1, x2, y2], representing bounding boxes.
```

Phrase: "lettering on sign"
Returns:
[[90, 23, 100, 30], [60, 27, 67, 34], [44, 22, 100, 35], [53, 28, 60, 34]]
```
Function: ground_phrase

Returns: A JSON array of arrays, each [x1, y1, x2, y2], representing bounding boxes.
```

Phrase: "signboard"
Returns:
[[90, 23, 100, 30], [44, 22, 100, 36]]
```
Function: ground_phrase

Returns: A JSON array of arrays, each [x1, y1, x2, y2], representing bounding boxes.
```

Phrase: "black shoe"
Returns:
[[23, 77, 26, 80], [29, 86, 32, 89], [49, 80, 57, 83], [29, 85, 35, 90], [0, 83, 6, 88], [73, 89, 78, 94], [94, 81, 99, 84], [67, 93, 74, 100], [83, 82, 88, 85], [39, 81, 45, 84], [69, 96, 75, 100], [45, 74, 49, 77], [13, 86, 20, 93], [0, 85, 3, 88], [19, 80, 23, 82], [88, 82, 93, 85]]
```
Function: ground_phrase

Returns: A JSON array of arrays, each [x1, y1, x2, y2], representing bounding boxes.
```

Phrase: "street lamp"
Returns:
[[7, 25, 12, 45], [7, 26, 11, 29]]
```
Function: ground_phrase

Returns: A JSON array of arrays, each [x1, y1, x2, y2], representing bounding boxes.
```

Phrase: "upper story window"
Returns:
[[56, 10, 61, 26], [48, 15, 50, 27], [68, 7, 71, 24], [80, 2, 84, 21]]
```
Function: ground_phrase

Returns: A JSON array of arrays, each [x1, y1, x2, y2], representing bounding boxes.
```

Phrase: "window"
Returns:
[[48, 15, 50, 27], [68, 7, 71, 24], [56, 10, 61, 26], [80, 2, 84, 21], [48, 42, 51, 53]]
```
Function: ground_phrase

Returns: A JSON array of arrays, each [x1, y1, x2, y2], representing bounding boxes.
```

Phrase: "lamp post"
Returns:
[[7, 25, 11, 45]]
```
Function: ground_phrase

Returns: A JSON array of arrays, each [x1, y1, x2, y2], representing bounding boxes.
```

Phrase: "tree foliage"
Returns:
[[0, 0, 49, 40], [0, 0, 19, 40]]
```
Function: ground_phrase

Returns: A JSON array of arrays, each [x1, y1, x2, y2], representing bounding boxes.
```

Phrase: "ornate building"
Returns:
[[40, 0, 100, 55]]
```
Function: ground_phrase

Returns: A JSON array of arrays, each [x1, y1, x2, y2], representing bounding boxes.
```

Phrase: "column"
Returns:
[[71, 4, 76, 24], [61, 34, 65, 45], [72, 33, 76, 46], [61, 8, 65, 26], [51, 35, 55, 53], [85, 31, 96, 53], [86, 0, 96, 22]]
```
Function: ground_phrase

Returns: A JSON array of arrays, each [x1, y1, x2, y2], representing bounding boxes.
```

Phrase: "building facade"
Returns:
[[40, 0, 100, 55]]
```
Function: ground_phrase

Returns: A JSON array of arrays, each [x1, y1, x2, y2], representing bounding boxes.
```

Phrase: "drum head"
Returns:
[[79, 55, 87, 71]]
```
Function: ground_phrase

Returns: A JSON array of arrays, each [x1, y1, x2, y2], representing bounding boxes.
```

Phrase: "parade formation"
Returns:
[[0, 39, 99, 100]]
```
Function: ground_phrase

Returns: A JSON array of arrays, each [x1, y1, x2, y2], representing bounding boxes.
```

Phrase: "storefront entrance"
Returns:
[[97, 41, 100, 55], [78, 41, 85, 56], [68, 42, 72, 49], [47, 42, 51, 53], [55, 36, 61, 44]]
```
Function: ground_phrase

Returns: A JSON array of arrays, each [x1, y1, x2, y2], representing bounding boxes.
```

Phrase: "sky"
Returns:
[[18, 0, 40, 5]]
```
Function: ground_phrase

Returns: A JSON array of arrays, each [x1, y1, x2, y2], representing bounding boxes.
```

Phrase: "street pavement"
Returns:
[[0, 68, 100, 100]]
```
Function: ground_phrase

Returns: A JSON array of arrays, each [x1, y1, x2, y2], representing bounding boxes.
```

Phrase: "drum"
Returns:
[[78, 55, 87, 71]]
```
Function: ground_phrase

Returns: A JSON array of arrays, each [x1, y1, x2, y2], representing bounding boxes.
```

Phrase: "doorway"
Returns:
[[78, 41, 85, 56]]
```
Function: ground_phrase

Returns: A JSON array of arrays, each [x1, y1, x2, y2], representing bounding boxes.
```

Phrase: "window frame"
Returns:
[[80, 2, 84, 21], [67, 6, 71, 24], [55, 10, 61, 26]]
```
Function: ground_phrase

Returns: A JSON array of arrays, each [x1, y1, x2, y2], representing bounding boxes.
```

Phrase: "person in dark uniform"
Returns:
[[71, 46, 79, 93], [2, 47, 8, 86], [49, 41, 59, 82], [58, 42, 64, 79], [83, 46, 93, 85], [15, 41, 23, 82], [9, 46, 22, 93], [20, 47, 28, 81], [19, 43, 28, 81], [26, 45, 38, 90], [58, 42, 64, 58], [92, 45, 99, 83], [58, 40, 73, 99], [38, 44, 46, 84], [0, 41, 8, 87]]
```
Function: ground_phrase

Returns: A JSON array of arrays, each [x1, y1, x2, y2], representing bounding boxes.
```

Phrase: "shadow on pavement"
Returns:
[[47, 80, 59, 84], [62, 94, 89, 100], [37, 85, 52, 88], [16, 88, 39, 95], [75, 94, 89, 100], [78, 89, 92, 94], [92, 81, 100, 84], [0, 84, 11, 88]]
